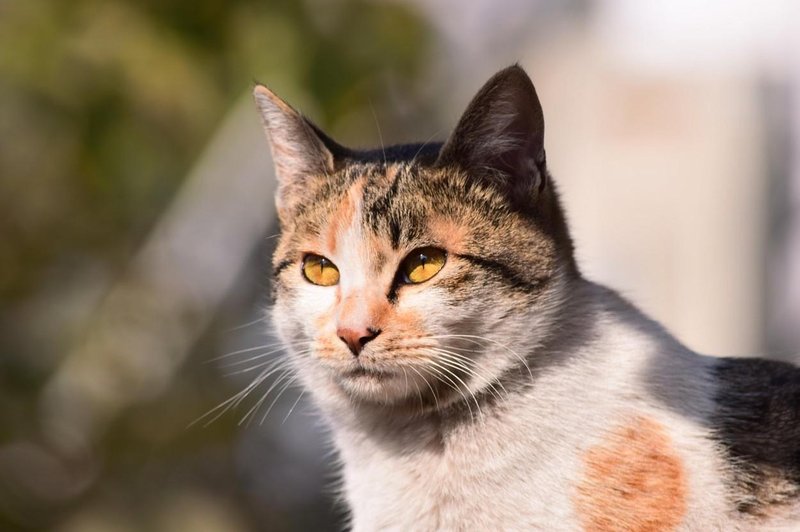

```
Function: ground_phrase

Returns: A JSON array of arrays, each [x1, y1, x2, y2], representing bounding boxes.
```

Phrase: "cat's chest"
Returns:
[[336, 402, 738, 532], [338, 415, 585, 531]]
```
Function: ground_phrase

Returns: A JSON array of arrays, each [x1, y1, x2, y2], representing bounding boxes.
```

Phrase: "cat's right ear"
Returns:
[[253, 85, 344, 215]]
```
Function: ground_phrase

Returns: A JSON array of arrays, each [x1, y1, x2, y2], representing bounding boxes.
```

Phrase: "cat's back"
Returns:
[[712, 356, 800, 524]]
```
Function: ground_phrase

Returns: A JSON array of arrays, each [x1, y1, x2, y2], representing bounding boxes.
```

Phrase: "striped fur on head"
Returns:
[[255, 66, 578, 409]]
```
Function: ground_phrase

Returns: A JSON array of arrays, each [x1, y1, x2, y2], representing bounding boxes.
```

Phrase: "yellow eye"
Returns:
[[302, 254, 340, 286], [400, 247, 446, 284]]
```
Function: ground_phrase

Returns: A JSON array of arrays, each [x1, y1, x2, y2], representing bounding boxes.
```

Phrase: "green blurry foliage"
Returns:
[[0, 0, 429, 302]]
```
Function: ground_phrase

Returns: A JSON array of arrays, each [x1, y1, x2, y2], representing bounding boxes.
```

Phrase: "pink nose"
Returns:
[[337, 326, 381, 356]]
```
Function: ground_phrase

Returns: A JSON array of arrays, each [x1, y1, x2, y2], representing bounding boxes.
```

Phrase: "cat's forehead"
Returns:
[[279, 159, 523, 267], [361, 164, 429, 245], [353, 163, 487, 250], [290, 162, 437, 245]]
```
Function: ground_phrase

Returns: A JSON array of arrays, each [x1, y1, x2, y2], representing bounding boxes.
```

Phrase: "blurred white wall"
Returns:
[[421, 0, 800, 358]]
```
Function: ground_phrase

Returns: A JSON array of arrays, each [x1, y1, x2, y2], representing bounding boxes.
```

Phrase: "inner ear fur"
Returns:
[[436, 64, 548, 207]]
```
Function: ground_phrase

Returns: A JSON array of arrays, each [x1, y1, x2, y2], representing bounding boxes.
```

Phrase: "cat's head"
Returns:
[[255, 66, 578, 413]]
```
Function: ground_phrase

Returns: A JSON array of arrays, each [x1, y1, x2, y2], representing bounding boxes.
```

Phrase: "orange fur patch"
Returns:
[[325, 179, 364, 251], [336, 291, 391, 331], [391, 308, 423, 334], [384, 164, 399, 184], [575, 416, 687, 532], [366, 233, 393, 271], [427, 216, 469, 254]]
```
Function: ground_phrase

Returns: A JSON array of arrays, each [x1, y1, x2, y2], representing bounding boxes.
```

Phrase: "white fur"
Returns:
[[271, 272, 797, 530]]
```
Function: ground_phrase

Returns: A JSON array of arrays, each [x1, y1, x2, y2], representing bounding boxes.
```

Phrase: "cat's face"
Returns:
[[256, 66, 576, 411]]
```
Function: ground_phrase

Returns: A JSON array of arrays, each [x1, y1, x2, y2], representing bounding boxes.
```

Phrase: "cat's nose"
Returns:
[[337, 326, 381, 357]]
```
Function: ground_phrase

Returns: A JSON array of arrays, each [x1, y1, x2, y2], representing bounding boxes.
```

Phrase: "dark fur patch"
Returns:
[[273, 259, 294, 277], [455, 253, 543, 293], [712, 357, 800, 514], [353, 142, 442, 165], [389, 218, 402, 249]]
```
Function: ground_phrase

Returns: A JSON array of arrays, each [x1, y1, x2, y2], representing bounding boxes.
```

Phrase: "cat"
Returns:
[[253, 65, 800, 531]]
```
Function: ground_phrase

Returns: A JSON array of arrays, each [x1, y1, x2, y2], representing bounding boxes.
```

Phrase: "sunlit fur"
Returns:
[[255, 67, 800, 530]]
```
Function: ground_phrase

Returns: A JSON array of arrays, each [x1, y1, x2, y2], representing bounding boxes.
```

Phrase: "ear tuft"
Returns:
[[436, 65, 547, 201], [253, 85, 341, 213]]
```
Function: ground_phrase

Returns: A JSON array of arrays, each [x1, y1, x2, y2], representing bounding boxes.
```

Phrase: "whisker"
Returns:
[[429, 335, 533, 380], [225, 316, 267, 332], [427, 355, 484, 418], [206, 339, 310, 363], [231, 363, 292, 413], [430, 350, 506, 404], [402, 367, 425, 416], [260, 375, 300, 425], [240, 369, 294, 426], [190, 366, 273, 427], [220, 346, 291, 370], [423, 361, 479, 419], [369, 101, 387, 167], [191, 352, 304, 428], [222, 352, 302, 377], [282, 390, 306, 425], [410, 129, 443, 166], [408, 365, 439, 411], [430, 348, 509, 396], [386, 341, 509, 403]]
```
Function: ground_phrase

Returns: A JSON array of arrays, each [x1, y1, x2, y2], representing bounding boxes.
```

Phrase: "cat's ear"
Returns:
[[436, 65, 547, 201], [253, 85, 345, 213]]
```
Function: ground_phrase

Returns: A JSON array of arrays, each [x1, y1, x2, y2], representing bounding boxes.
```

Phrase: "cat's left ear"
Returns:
[[253, 85, 346, 215], [436, 65, 547, 203]]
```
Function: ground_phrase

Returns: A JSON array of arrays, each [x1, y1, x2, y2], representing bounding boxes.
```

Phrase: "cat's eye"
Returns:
[[400, 247, 446, 284], [302, 254, 340, 286]]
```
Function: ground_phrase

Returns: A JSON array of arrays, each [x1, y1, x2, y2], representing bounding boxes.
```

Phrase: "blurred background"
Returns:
[[2, 0, 799, 530]]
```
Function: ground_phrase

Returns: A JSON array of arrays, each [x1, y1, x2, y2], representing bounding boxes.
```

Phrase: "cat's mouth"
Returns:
[[343, 365, 391, 380], [333, 360, 425, 404]]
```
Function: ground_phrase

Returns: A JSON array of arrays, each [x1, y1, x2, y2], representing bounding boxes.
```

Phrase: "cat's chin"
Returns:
[[330, 365, 424, 406], [335, 370, 406, 404]]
